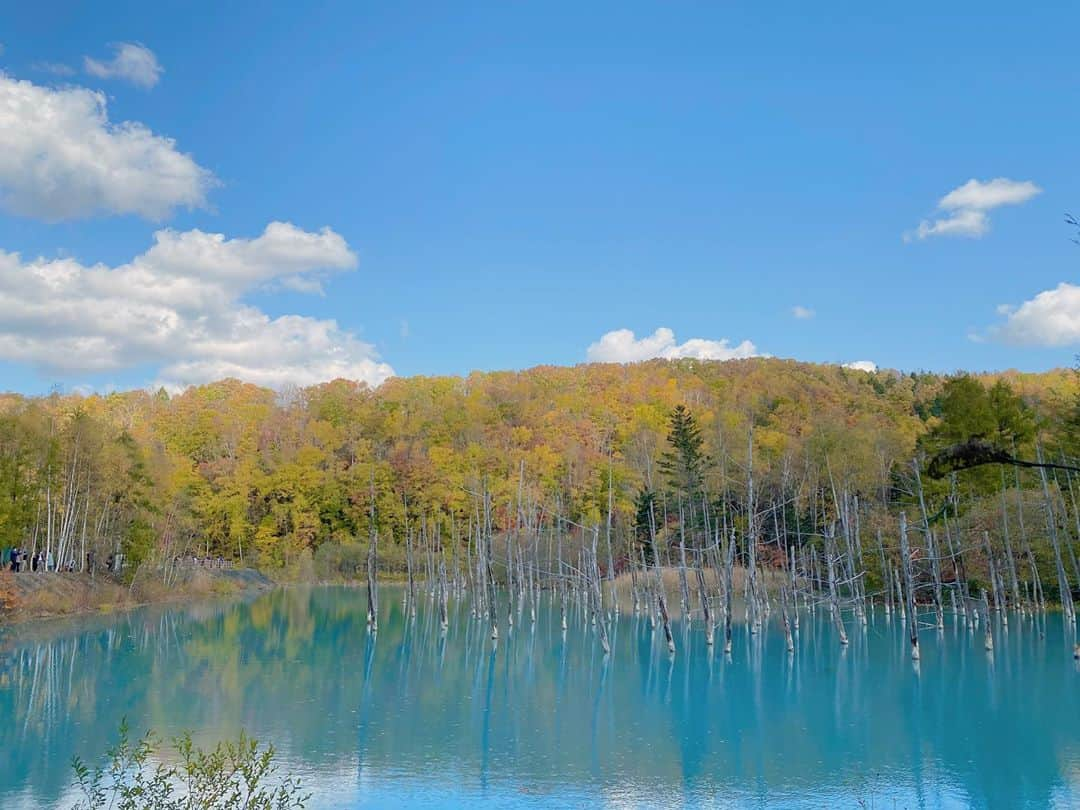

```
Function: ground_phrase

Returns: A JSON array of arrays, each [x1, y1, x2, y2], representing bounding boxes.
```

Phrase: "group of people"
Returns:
[[6, 548, 39, 572], [4, 547, 80, 573], [3, 547, 185, 575]]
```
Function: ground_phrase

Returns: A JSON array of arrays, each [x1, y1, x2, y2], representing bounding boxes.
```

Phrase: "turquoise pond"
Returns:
[[1, 585, 1077, 809]]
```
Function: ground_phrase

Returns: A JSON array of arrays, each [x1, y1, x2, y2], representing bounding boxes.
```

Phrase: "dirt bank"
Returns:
[[0, 565, 275, 623]]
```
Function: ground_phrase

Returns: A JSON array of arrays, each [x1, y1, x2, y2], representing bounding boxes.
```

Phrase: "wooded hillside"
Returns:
[[2, 358, 1078, 603]]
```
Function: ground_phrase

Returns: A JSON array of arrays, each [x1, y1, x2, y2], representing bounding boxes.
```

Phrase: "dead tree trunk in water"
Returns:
[[780, 584, 795, 653], [942, 511, 970, 622], [877, 529, 893, 615], [648, 499, 675, 655], [1058, 466, 1080, 592], [606, 460, 618, 613], [723, 530, 735, 654], [366, 472, 379, 632], [914, 463, 944, 630], [677, 502, 691, 615], [999, 468, 1022, 607], [437, 523, 449, 630], [825, 529, 848, 646], [557, 517, 567, 630], [590, 528, 611, 654], [899, 512, 919, 660], [982, 530, 1003, 613], [745, 427, 761, 634], [405, 527, 417, 615], [695, 551, 714, 646], [1036, 444, 1075, 624], [484, 488, 499, 641]]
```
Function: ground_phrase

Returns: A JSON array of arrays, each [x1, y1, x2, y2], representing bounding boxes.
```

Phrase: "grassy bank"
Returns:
[[0, 565, 275, 623]]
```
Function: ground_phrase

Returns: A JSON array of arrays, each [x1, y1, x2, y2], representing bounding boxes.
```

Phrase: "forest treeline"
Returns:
[[2, 358, 1079, 605]]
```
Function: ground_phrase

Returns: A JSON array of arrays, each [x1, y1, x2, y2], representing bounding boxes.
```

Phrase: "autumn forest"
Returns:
[[2, 358, 1079, 616]]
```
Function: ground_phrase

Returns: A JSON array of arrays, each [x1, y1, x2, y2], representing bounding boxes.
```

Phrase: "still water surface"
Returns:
[[1, 586, 1077, 808]]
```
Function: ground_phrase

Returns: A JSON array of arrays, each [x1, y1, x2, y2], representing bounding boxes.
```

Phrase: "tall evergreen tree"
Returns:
[[632, 487, 657, 565], [923, 375, 1033, 457], [922, 375, 1036, 496], [658, 404, 707, 499]]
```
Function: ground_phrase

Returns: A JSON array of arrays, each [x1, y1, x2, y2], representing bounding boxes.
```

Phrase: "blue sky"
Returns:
[[0, 2, 1078, 394]]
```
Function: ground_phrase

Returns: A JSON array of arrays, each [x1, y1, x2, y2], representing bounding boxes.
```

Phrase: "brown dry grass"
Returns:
[[608, 564, 786, 618], [0, 570, 20, 614], [6, 571, 131, 619], [611, 564, 783, 595], [3, 565, 267, 623]]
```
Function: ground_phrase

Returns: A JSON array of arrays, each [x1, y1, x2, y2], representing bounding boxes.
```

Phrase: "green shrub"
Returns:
[[70, 719, 308, 809], [313, 542, 367, 581]]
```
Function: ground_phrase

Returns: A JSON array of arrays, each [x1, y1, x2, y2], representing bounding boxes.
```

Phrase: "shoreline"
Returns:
[[0, 565, 277, 625], [5, 565, 1067, 627]]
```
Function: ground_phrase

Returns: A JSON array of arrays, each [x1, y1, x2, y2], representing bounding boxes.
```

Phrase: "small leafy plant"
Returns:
[[70, 718, 309, 809]]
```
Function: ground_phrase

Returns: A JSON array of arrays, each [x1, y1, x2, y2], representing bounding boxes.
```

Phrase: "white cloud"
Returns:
[[792, 305, 815, 320], [939, 178, 1042, 210], [586, 327, 759, 364], [0, 74, 215, 221], [842, 360, 877, 372], [989, 282, 1080, 346], [911, 208, 989, 240], [905, 178, 1041, 241], [84, 42, 162, 89], [0, 222, 394, 390]]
